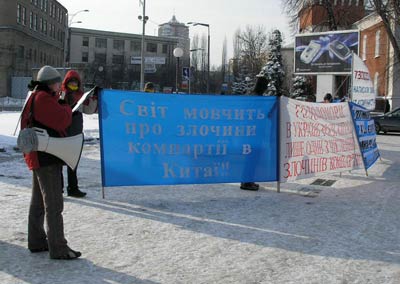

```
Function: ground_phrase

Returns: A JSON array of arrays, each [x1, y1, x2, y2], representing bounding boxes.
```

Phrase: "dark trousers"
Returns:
[[67, 166, 78, 189], [28, 164, 69, 258]]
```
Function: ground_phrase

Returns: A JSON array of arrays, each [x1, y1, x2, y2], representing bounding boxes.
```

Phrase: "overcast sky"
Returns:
[[58, 0, 292, 66]]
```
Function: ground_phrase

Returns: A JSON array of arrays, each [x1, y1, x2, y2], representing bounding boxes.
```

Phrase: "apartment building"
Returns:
[[0, 0, 67, 97], [68, 27, 184, 90]]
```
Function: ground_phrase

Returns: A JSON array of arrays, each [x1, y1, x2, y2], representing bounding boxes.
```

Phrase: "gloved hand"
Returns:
[[92, 86, 103, 99]]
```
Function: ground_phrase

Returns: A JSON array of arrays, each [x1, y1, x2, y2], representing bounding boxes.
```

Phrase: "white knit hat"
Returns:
[[37, 65, 62, 85]]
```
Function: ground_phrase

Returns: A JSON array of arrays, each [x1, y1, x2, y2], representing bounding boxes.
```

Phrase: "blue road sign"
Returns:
[[182, 67, 190, 80]]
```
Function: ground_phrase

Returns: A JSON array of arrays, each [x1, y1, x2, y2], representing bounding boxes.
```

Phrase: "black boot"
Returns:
[[240, 182, 260, 191], [67, 187, 87, 198]]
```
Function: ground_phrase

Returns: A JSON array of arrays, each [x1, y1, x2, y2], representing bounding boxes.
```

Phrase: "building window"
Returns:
[[30, 11, 33, 29], [113, 39, 125, 51], [44, 0, 48, 12], [34, 49, 37, 62], [17, 46, 25, 58], [95, 38, 107, 48], [34, 0, 38, 6], [82, 37, 89, 47], [60, 10, 64, 24], [146, 42, 157, 53], [131, 41, 141, 52], [82, 52, 89, 62], [17, 4, 21, 23], [374, 72, 379, 96], [22, 6, 26, 25], [162, 44, 168, 54], [375, 30, 380, 57], [362, 34, 367, 61], [95, 53, 107, 64], [112, 55, 124, 64], [56, 6, 59, 20], [27, 49, 32, 60], [43, 19, 47, 34], [33, 14, 38, 31]]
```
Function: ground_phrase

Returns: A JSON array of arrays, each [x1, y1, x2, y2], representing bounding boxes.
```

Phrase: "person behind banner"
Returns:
[[144, 82, 155, 93], [323, 93, 333, 103], [240, 75, 269, 191], [21, 65, 81, 260], [60, 71, 100, 197]]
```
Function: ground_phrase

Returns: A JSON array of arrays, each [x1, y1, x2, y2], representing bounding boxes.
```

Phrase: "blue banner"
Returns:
[[349, 102, 380, 169], [99, 90, 279, 187]]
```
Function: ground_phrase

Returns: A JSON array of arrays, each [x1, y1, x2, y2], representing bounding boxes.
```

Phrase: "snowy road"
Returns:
[[1, 112, 400, 283]]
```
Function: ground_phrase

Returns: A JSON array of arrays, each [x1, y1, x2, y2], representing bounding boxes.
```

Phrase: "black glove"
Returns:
[[93, 86, 103, 98]]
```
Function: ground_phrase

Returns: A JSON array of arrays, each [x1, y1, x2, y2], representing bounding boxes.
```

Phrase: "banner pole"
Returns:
[[349, 51, 354, 102], [102, 187, 105, 199], [277, 96, 281, 193]]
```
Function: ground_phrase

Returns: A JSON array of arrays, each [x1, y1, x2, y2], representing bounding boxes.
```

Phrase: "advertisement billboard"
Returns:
[[294, 30, 359, 75]]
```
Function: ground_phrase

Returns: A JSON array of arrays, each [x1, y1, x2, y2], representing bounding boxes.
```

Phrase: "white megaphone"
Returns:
[[18, 127, 84, 170], [35, 128, 84, 170]]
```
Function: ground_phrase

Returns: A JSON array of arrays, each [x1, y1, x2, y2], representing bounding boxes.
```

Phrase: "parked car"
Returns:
[[372, 107, 400, 134]]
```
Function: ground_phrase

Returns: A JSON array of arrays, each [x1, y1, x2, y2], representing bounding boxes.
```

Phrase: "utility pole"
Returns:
[[139, 0, 147, 91]]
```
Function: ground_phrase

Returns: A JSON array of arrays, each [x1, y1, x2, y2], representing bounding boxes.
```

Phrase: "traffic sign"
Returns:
[[182, 67, 190, 80]]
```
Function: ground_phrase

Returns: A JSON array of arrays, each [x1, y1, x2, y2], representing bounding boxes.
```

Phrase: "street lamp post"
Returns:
[[66, 10, 89, 66], [138, 0, 149, 91], [187, 22, 210, 93], [173, 47, 184, 94]]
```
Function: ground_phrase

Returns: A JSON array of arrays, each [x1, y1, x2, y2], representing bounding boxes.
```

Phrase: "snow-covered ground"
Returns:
[[1, 111, 400, 284]]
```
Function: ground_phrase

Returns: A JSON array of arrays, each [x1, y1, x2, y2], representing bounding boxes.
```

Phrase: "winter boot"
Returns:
[[240, 182, 260, 191], [67, 187, 87, 198]]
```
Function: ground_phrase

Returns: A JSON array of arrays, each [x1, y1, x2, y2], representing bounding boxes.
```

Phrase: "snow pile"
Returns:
[[1, 111, 400, 283]]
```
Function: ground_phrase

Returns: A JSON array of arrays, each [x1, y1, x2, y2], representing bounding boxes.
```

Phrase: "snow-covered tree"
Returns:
[[258, 30, 285, 96], [231, 66, 254, 95], [291, 76, 313, 100]]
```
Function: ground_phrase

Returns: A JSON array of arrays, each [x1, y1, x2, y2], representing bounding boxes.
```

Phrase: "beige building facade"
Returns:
[[68, 28, 185, 90], [0, 0, 67, 98]]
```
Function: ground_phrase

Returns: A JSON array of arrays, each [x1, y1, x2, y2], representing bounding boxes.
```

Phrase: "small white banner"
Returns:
[[280, 97, 364, 182], [352, 54, 376, 110]]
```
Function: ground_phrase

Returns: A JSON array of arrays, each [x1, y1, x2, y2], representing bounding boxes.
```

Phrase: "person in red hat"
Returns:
[[60, 70, 88, 197]]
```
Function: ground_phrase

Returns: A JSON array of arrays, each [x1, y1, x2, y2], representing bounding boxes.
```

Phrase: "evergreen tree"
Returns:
[[258, 30, 285, 96], [291, 76, 313, 101], [231, 66, 254, 94]]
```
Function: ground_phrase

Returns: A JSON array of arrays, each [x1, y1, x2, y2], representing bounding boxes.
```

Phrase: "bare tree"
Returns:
[[282, 0, 345, 32], [221, 36, 227, 82], [200, 33, 208, 92], [369, 0, 400, 61], [191, 34, 200, 70], [232, 28, 242, 79], [237, 25, 269, 77]]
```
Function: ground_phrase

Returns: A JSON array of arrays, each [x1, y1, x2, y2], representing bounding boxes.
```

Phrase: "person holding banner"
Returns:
[[60, 70, 88, 198], [60, 71, 100, 197], [22, 65, 81, 259], [240, 75, 269, 191]]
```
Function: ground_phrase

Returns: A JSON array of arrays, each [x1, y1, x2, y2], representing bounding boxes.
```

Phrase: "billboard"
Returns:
[[294, 30, 359, 75]]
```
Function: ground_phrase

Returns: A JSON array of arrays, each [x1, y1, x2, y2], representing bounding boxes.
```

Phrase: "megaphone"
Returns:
[[18, 127, 84, 170]]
